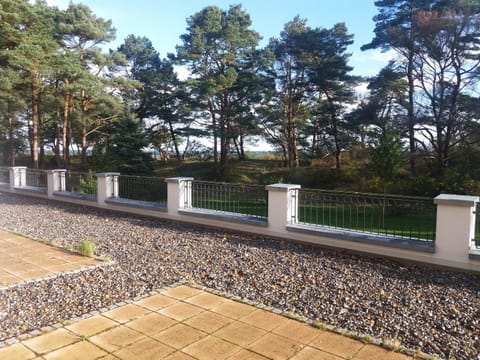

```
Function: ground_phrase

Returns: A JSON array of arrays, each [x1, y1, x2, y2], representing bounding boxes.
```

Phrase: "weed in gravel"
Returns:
[[78, 238, 95, 257]]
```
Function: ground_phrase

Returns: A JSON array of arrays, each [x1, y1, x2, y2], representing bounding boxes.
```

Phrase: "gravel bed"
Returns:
[[0, 192, 479, 359]]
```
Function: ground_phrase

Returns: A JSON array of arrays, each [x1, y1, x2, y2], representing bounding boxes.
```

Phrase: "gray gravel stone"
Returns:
[[0, 192, 479, 359]]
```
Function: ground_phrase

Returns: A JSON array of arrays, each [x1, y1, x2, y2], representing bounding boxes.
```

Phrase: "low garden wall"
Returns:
[[1, 166, 479, 272]]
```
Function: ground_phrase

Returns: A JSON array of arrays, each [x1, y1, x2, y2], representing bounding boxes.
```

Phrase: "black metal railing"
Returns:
[[26, 169, 47, 189], [298, 189, 436, 242], [116, 175, 167, 206], [192, 180, 268, 219], [65, 171, 97, 199], [0, 167, 9, 184]]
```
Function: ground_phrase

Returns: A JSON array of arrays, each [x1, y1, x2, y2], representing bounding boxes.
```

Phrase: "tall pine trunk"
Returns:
[[219, 92, 231, 179], [233, 132, 246, 160], [54, 81, 61, 167], [31, 73, 39, 169], [38, 94, 45, 169], [208, 100, 219, 177], [63, 86, 71, 170], [81, 92, 88, 164], [219, 118, 231, 179], [166, 116, 181, 163], [6, 101, 15, 166], [286, 120, 299, 168], [55, 108, 61, 167], [406, 52, 417, 176]]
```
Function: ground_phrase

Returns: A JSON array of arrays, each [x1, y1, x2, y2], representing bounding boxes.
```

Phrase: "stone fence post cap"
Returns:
[[434, 194, 479, 206]]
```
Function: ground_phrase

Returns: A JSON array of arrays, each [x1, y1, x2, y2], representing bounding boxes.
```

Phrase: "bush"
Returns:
[[77, 171, 97, 195], [78, 238, 95, 257]]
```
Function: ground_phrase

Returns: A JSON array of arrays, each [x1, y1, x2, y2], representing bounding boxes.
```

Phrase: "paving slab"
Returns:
[[0, 231, 415, 360], [0, 230, 99, 287], [3, 285, 415, 359]]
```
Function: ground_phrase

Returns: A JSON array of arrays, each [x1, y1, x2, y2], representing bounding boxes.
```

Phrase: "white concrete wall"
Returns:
[[9, 166, 26, 190], [433, 194, 479, 269], [266, 184, 301, 232], [47, 169, 66, 197], [2, 167, 479, 272], [166, 177, 193, 215], [96, 173, 120, 206]]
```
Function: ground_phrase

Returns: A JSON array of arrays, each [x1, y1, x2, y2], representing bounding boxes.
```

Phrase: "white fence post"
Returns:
[[9, 166, 26, 190], [434, 194, 479, 266], [165, 177, 193, 215], [8, 167, 15, 190], [47, 169, 66, 197], [96, 172, 120, 205], [266, 183, 301, 233]]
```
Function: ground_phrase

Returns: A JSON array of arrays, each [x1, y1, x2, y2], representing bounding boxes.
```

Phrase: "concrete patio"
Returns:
[[0, 230, 99, 287], [0, 231, 413, 359]]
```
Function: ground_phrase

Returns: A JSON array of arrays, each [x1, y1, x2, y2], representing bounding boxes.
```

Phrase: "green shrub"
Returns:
[[264, 174, 284, 185], [78, 238, 95, 257], [78, 171, 97, 195]]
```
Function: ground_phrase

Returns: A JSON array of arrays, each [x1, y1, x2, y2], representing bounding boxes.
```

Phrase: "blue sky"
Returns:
[[47, 0, 394, 77]]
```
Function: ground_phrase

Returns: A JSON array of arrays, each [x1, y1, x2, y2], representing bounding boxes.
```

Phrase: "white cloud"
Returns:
[[354, 82, 370, 101], [350, 49, 397, 77], [174, 65, 190, 81], [364, 48, 397, 63]]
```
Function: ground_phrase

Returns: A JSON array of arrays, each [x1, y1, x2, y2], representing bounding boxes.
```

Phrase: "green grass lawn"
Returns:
[[299, 204, 436, 241], [191, 182, 268, 218], [85, 156, 476, 244]]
